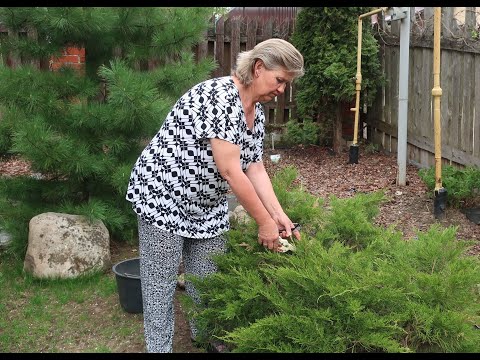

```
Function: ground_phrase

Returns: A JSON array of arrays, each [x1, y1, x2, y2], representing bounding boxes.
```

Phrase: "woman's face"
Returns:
[[254, 62, 294, 103]]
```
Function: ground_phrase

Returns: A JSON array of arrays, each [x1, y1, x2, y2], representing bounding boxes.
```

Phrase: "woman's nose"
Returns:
[[277, 82, 287, 92]]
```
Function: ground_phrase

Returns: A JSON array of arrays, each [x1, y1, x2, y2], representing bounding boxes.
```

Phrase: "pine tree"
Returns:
[[0, 7, 216, 258]]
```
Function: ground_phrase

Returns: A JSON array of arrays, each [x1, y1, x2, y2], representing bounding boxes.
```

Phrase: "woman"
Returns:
[[126, 38, 304, 353]]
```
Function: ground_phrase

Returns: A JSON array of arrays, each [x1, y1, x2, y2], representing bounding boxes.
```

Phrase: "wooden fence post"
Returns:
[[230, 16, 241, 73], [7, 29, 21, 68], [464, 7, 476, 35], [197, 29, 208, 62], [423, 7, 435, 36], [214, 16, 224, 78], [246, 19, 257, 50], [443, 7, 460, 37], [27, 26, 40, 69]]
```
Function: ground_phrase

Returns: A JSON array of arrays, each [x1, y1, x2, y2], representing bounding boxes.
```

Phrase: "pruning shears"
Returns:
[[277, 223, 300, 253], [279, 222, 301, 235]]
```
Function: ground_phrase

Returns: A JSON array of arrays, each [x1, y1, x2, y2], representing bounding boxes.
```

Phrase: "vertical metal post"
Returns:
[[397, 8, 410, 186]]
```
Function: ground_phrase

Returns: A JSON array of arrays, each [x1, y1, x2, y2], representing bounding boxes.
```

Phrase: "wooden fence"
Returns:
[[366, 7, 480, 168], [194, 15, 297, 127]]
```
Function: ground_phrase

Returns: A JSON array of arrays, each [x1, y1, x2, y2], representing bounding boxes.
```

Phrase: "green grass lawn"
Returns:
[[0, 255, 145, 353]]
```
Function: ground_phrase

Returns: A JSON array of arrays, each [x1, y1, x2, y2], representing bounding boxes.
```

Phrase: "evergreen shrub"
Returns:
[[419, 165, 480, 208], [0, 7, 216, 259], [281, 118, 321, 147], [183, 167, 480, 353]]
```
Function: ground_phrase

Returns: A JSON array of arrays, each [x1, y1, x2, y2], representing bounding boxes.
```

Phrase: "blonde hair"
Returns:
[[232, 38, 304, 85]]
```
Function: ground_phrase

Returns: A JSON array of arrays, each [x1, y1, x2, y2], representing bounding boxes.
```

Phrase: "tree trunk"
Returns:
[[332, 102, 344, 153]]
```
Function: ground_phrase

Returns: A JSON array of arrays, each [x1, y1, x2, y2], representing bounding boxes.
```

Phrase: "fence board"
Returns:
[[410, 48, 421, 136], [461, 53, 474, 153], [451, 49, 462, 150], [7, 29, 20, 68], [276, 93, 286, 124], [383, 46, 392, 150], [465, 7, 476, 31], [475, 54, 480, 158], [423, 7, 435, 36], [263, 18, 274, 42], [421, 48, 433, 140], [230, 17, 241, 72], [443, 7, 460, 37], [26, 27, 40, 69], [214, 16, 225, 78], [389, 45, 400, 151], [196, 27, 208, 62], [441, 49, 452, 148], [246, 19, 257, 50], [407, 45, 415, 137]]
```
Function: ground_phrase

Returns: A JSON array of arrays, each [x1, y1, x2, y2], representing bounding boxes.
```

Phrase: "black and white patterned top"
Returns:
[[126, 76, 265, 238]]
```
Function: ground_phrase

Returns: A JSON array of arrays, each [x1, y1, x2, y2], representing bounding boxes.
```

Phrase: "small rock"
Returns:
[[0, 231, 12, 249], [232, 205, 251, 224]]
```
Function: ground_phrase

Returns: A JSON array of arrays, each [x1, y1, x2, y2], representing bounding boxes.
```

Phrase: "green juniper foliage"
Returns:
[[183, 167, 480, 353], [0, 7, 216, 259], [418, 165, 480, 208]]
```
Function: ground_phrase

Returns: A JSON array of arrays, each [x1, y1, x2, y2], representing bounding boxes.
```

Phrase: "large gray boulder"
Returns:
[[24, 212, 110, 279]]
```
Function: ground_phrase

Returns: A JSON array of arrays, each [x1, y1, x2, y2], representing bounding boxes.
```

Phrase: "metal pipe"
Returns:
[[359, 7, 388, 20], [352, 16, 363, 146], [397, 8, 411, 186], [432, 7, 442, 190], [432, 7, 447, 219], [349, 7, 386, 164]]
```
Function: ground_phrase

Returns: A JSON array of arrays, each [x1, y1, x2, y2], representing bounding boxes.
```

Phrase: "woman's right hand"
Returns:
[[257, 218, 280, 252]]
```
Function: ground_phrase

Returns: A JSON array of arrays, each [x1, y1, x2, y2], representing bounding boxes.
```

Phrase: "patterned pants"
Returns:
[[138, 217, 227, 353]]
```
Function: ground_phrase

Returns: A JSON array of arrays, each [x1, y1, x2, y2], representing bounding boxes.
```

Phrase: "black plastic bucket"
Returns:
[[112, 257, 143, 313]]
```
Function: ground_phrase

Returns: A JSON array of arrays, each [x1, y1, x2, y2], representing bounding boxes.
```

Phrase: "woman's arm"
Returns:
[[245, 161, 300, 240], [210, 138, 280, 251]]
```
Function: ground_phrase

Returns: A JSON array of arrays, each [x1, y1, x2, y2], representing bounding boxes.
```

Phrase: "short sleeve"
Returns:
[[192, 82, 241, 145], [251, 104, 265, 162]]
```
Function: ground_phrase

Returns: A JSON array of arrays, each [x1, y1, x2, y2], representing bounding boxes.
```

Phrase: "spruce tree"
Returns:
[[0, 7, 216, 258]]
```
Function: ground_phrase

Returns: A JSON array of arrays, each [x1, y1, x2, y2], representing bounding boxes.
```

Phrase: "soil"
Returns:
[[1, 145, 479, 352]]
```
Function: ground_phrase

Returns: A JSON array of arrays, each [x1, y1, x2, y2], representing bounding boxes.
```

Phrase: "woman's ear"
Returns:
[[254, 60, 264, 78]]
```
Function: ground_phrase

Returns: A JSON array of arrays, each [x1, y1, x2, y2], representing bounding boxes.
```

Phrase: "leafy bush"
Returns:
[[418, 165, 480, 208], [183, 167, 480, 353], [281, 119, 322, 147]]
